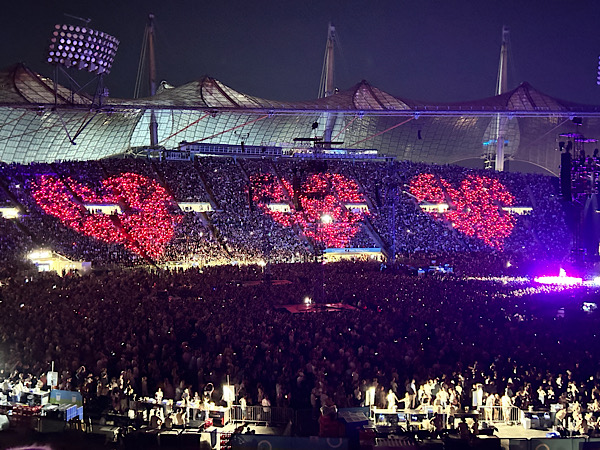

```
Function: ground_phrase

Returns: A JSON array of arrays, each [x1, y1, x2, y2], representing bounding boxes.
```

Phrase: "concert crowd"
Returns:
[[0, 156, 570, 271], [0, 156, 597, 437]]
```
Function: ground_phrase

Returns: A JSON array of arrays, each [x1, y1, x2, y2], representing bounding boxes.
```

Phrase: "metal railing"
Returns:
[[229, 405, 294, 425], [477, 405, 521, 423]]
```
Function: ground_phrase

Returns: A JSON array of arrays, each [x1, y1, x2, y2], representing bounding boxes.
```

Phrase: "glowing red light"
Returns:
[[409, 173, 515, 249], [31, 173, 182, 259], [250, 172, 367, 248]]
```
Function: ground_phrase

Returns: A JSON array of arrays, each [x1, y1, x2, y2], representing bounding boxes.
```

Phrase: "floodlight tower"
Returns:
[[47, 22, 119, 107], [46, 20, 119, 145]]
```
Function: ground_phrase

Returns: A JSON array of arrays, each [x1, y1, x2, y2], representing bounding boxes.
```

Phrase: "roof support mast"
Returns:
[[495, 25, 510, 171], [323, 22, 335, 98], [148, 14, 159, 147], [320, 23, 337, 148]]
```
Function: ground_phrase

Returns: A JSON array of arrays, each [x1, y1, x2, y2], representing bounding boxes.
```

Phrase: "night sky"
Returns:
[[2, 0, 600, 104]]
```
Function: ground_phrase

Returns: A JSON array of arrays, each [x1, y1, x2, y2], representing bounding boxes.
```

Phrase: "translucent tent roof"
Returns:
[[0, 64, 91, 105], [2, 63, 600, 115], [2, 63, 600, 175], [110, 75, 599, 114]]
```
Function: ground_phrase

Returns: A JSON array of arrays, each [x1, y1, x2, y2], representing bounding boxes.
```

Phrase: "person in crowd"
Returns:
[[501, 390, 513, 424], [386, 389, 399, 411], [406, 379, 417, 409], [318, 405, 344, 438], [155, 387, 164, 404]]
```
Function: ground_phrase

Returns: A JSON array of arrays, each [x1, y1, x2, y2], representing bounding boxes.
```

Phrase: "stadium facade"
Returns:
[[1, 63, 600, 176]]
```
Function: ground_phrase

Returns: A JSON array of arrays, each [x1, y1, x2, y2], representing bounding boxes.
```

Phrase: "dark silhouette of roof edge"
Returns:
[[1, 63, 600, 112]]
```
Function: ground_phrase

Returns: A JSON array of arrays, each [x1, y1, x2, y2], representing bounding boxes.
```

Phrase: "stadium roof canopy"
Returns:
[[127, 75, 600, 117], [1, 63, 600, 175], [3, 63, 600, 115]]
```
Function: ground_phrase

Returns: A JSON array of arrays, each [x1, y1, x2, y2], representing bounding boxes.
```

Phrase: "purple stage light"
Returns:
[[534, 268, 582, 286]]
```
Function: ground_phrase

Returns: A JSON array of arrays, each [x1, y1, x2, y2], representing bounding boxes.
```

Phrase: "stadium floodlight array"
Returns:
[[47, 24, 119, 75]]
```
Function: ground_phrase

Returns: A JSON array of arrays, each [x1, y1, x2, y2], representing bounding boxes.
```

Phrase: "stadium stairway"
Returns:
[[0, 173, 27, 214], [344, 166, 392, 255], [293, 222, 317, 255], [235, 158, 251, 182], [199, 211, 232, 258], [11, 218, 38, 243], [106, 214, 156, 266], [524, 184, 547, 252], [269, 161, 294, 203], [0, 172, 41, 244], [346, 165, 379, 214], [50, 163, 86, 206], [361, 215, 391, 257], [193, 159, 221, 211], [149, 160, 178, 201], [268, 162, 316, 254]]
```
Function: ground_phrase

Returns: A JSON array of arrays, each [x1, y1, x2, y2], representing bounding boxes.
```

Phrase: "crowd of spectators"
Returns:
[[153, 160, 211, 203], [160, 212, 228, 267], [0, 154, 597, 438], [0, 218, 33, 278], [0, 260, 599, 436], [0, 156, 571, 269], [204, 157, 311, 264], [342, 159, 571, 257]]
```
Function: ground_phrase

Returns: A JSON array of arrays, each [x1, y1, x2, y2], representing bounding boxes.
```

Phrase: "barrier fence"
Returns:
[[477, 405, 521, 424], [229, 405, 295, 425]]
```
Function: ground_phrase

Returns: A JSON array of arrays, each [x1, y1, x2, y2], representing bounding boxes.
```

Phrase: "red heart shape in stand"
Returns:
[[409, 173, 515, 249], [251, 172, 367, 248], [32, 173, 182, 259]]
